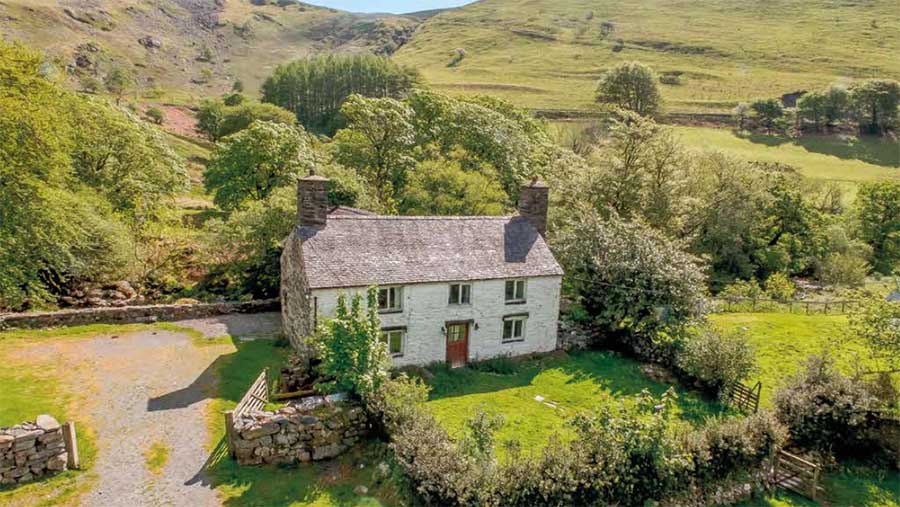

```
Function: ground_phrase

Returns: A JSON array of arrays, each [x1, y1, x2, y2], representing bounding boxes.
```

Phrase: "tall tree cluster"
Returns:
[[0, 41, 188, 310], [261, 54, 420, 135]]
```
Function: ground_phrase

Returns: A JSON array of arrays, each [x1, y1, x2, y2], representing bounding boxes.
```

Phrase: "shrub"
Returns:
[[313, 287, 391, 400], [764, 272, 796, 301], [718, 279, 763, 301], [145, 107, 165, 125], [659, 73, 682, 85], [469, 355, 518, 375], [774, 355, 882, 457], [676, 327, 756, 394], [819, 252, 868, 287], [686, 411, 787, 483], [447, 47, 466, 67]]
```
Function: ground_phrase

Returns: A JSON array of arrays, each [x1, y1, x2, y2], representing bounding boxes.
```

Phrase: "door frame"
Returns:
[[445, 320, 472, 367]]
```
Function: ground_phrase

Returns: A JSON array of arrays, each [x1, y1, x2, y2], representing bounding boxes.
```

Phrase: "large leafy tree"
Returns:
[[204, 121, 315, 211], [400, 158, 508, 216], [595, 61, 662, 117], [333, 95, 416, 209], [850, 79, 900, 133], [261, 54, 419, 135], [856, 181, 900, 274], [196, 97, 296, 141]]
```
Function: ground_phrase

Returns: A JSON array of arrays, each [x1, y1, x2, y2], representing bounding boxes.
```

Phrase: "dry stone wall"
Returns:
[[0, 416, 68, 486], [231, 398, 369, 466], [0, 299, 278, 330]]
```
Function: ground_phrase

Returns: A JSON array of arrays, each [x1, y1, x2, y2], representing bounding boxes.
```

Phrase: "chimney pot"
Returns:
[[297, 175, 329, 227], [518, 179, 549, 237]]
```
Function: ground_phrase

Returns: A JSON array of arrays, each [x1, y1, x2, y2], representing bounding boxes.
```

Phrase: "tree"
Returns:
[[196, 98, 296, 141], [856, 181, 900, 274], [749, 98, 784, 132], [733, 102, 751, 131], [595, 61, 662, 117], [848, 294, 900, 372], [850, 79, 900, 133], [232, 79, 244, 93], [333, 95, 416, 208], [261, 54, 420, 134], [823, 83, 850, 126], [104, 66, 133, 105], [554, 208, 707, 342], [797, 91, 827, 131], [400, 159, 508, 216], [313, 287, 391, 399], [204, 121, 314, 211]]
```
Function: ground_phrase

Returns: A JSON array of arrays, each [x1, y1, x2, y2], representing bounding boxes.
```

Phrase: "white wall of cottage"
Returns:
[[311, 276, 562, 367]]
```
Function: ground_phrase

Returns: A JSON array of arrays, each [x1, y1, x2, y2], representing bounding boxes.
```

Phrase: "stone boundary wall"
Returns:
[[0, 299, 279, 330], [231, 398, 369, 466], [0, 416, 70, 486]]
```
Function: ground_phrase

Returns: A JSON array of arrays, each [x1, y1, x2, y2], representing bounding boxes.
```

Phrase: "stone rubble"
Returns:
[[231, 398, 369, 466], [0, 416, 68, 486]]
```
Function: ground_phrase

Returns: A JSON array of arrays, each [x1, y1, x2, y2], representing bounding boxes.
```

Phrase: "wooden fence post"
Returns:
[[224, 410, 236, 458], [62, 421, 80, 470]]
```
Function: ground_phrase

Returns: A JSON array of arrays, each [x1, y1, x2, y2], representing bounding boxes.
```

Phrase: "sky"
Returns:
[[302, 0, 475, 14]]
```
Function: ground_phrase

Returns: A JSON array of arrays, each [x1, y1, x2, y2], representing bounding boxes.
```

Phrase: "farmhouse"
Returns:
[[281, 174, 564, 367]]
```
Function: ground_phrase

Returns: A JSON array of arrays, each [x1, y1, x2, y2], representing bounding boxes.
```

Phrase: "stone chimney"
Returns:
[[297, 174, 329, 227], [518, 178, 549, 237]]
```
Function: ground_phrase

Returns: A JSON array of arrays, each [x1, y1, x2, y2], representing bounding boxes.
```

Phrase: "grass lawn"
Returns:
[[426, 350, 727, 455], [675, 127, 900, 186], [203, 339, 405, 507]]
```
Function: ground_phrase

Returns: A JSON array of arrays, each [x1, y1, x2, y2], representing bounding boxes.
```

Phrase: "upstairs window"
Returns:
[[502, 315, 527, 343], [505, 279, 526, 303], [449, 283, 472, 305], [378, 286, 403, 312], [380, 329, 405, 357]]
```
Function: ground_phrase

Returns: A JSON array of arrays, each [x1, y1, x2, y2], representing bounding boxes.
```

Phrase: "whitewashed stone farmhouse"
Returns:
[[281, 174, 563, 367]]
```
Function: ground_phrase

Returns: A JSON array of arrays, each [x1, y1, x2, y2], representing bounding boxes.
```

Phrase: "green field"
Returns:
[[675, 127, 900, 185], [426, 350, 726, 455], [395, 0, 900, 112]]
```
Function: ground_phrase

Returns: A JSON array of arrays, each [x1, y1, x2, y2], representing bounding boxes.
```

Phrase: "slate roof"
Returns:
[[296, 215, 564, 289]]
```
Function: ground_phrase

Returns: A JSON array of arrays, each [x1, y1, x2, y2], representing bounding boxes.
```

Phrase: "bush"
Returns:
[[469, 355, 518, 375], [764, 272, 796, 301], [145, 107, 165, 125], [676, 327, 756, 394], [819, 252, 868, 287], [718, 279, 764, 301], [659, 73, 682, 85], [774, 355, 882, 458], [447, 48, 466, 67]]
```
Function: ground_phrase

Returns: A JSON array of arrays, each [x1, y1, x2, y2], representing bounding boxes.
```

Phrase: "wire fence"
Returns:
[[709, 297, 860, 315]]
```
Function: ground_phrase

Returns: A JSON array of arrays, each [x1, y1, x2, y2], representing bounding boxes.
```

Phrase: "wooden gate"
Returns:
[[224, 368, 269, 458], [773, 450, 822, 500], [724, 380, 761, 414]]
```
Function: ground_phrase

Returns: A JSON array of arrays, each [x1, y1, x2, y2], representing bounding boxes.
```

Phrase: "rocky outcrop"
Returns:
[[231, 398, 369, 466], [0, 416, 68, 486]]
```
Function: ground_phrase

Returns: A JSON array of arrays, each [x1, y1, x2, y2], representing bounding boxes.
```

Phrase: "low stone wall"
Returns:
[[0, 299, 279, 330], [0, 416, 68, 486], [231, 397, 369, 466]]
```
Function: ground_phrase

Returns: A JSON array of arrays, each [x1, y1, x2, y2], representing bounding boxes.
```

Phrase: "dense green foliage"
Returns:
[[261, 54, 419, 135], [850, 79, 900, 133], [400, 159, 508, 216], [856, 181, 900, 274], [204, 121, 314, 211], [677, 327, 756, 393], [314, 288, 391, 399], [595, 61, 662, 117], [196, 97, 296, 141], [0, 41, 187, 310], [848, 294, 900, 371]]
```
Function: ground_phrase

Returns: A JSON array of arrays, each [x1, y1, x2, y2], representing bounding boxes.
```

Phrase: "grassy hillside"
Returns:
[[394, 0, 900, 112], [0, 0, 418, 102]]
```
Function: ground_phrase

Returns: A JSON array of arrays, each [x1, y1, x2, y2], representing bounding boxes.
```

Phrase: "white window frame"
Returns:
[[378, 286, 403, 313], [381, 328, 405, 357], [504, 279, 527, 304], [448, 283, 472, 306], [502, 315, 527, 343]]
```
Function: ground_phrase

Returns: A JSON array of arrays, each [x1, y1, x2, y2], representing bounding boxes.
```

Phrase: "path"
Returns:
[[21, 313, 281, 507]]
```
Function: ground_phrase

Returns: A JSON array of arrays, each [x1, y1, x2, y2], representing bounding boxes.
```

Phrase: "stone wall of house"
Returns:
[[0, 416, 68, 486], [311, 276, 563, 367], [280, 231, 314, 359], [0, 299, 279, 330], [231, 399, 369, 466]]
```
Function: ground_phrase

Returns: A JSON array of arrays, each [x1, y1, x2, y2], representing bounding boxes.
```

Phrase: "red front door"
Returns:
[[446, 323, 469, 368]]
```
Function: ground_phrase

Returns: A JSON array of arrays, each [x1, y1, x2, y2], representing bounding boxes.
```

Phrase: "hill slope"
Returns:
[[0, 0, 418, 101], [394, 0, 900, 112]]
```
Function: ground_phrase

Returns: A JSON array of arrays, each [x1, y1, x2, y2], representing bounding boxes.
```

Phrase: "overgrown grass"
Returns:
[[203, 338, 404, 506], [426, 350, 727, 455], [144, 442, 170, 475]]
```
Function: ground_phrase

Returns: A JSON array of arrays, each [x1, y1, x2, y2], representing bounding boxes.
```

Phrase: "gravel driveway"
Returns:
[[21, 313, 281, 507]]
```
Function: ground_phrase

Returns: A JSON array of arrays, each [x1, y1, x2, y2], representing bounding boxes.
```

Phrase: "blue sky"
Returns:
[[302, 0, 475, 14]]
